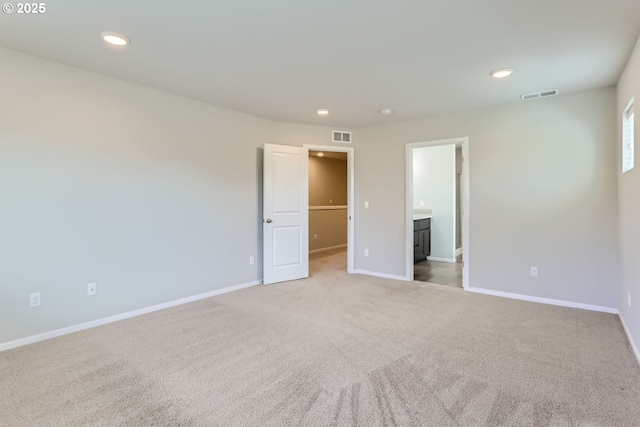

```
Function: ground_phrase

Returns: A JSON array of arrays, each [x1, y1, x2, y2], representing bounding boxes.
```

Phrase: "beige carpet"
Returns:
[[1, 250, 639, 426]]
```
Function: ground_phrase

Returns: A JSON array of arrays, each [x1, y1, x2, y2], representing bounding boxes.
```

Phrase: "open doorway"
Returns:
[[405, 138, 469, 288], [304, 145, 355, 273]]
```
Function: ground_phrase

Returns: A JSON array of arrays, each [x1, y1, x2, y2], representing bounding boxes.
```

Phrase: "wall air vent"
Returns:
[[521, 89, 559, 101], [332, 131, 352, 143]]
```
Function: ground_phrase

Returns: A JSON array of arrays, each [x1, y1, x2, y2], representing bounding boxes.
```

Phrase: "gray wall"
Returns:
[[413, 145, 456, 260], [455, 147, 462, 250], [357, 88, 619, 308], [0, 47, 354, 345], [0, 48, 270, 344], [0, 44, 625, 346], [617, 35, 640, 355]]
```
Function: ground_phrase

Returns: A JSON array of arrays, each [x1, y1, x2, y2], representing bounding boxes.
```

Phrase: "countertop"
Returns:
[[413, 214, 433, 220]]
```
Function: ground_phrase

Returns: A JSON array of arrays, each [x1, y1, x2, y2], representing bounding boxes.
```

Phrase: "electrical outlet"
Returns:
[[249, 256, 255, 265], [419, 200, 425, 207], [364, 249, 369, 257], [530, 267, 538, 278], [314, 234, 317, 240], [87, 283, 97, 296], [329, 199, 333, 204], [29, 292, 41, 308], [364, 201, 369, 209]]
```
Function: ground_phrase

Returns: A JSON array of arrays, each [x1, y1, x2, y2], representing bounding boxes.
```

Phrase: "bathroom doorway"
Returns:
[[405, 138, 469, 288]]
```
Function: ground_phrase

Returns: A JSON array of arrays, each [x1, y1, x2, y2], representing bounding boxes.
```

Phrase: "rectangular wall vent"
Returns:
[[332, 131, 352, 143], [521, 89, 559, 101]]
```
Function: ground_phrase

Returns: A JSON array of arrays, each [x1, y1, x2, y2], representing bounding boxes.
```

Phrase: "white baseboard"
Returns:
[[619, 314, 640, 367], [309, 244, 347, 254], [353, 269, 410, 282], [466, 287, 618, 314], [455, 247, 462, 257], [427, 256, 457, 263], [0, 280, 262, 353]]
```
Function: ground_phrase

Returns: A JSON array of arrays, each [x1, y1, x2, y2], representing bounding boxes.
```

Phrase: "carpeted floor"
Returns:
[[1, 250, 639, 426]]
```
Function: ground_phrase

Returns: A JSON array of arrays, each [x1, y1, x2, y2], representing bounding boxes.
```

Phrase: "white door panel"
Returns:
[[263, 144, 308, 285], [273, 153, 302, 213], [273, 226, 302, 267]]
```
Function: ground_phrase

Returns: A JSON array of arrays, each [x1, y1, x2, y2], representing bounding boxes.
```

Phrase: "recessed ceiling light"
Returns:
[[317, 152, 325, 157], [491, 69, 513, 79], [316, 109, 329, 116], [101, 32, 130, 46]]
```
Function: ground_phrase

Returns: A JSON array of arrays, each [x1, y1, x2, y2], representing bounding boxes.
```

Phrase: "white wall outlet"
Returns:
[[87, 283, 97, 296], [313, 234, 317, 240], [419, 200, 425, 207], [364, 249, 369, 257], [29, 292, 41, 307], [629, 292, 631, 308], [530, 267, 538, 278], [364, 201, 369, 209], [249, 256, 255, 265]]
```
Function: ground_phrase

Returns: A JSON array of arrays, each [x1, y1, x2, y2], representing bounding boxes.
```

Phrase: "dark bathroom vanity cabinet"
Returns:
[[414, 218, 431, 263]]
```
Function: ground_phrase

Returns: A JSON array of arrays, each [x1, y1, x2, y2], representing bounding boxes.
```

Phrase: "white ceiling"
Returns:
[[1, 0, 639, 128]]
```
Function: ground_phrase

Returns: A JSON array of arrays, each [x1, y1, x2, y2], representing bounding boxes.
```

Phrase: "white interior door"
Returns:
[[263, 144, 309, 285]]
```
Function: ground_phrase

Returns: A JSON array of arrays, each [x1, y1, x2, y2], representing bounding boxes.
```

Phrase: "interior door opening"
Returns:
[[305, 145, 355, 274], [406, 138, 469, 288]]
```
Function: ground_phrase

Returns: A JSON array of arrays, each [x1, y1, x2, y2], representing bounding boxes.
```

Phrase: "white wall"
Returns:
[[357, 88, 619, 309], [413, 145, 456, 260], [617, 35, 640, 357]]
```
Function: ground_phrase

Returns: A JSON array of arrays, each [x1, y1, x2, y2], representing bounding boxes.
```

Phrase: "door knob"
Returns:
[[265, 219, 272, 223]]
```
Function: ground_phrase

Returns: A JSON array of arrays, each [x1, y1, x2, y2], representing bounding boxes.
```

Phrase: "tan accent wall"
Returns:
[[309, 209, 348, 252], [309, 155, 348, 251], [309, 156, 347, 206]]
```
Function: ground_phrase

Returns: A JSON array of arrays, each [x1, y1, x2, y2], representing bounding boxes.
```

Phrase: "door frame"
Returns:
[[304, 144, 355, 274], [405, 137, 469, 288]]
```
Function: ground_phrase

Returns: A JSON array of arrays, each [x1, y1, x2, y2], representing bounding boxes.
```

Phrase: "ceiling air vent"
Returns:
[[521, 89, 559, 101], [332, 131, 352, 143]]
